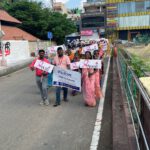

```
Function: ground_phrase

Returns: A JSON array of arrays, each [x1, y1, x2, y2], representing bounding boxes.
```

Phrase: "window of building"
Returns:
[[145, 1, 150, 11], [136, 2, 144, 12], [82, 16, 105, 28]]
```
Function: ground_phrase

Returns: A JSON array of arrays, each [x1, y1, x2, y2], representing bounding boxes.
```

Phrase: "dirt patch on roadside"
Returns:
[[122, 44, 150, 67], [126, 44, 150, 58]]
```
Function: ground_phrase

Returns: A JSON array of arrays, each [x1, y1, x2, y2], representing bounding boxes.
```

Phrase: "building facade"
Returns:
[[87, 0, 105, 2], [53, 2, 68, 14], [0, 9, 38, 41], [81, 0, 106, 35], [106, 0, 150, 41]]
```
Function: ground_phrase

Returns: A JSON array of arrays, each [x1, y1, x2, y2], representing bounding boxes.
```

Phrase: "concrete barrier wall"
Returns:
[[0, 40, 56, 64]]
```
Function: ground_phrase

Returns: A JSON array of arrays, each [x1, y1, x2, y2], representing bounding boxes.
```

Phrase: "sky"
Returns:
[[37, 0, 86, 9]]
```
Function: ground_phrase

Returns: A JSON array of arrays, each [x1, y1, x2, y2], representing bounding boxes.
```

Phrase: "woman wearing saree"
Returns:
[[93, 50, 103, 100], [82, 51, 96, 107]]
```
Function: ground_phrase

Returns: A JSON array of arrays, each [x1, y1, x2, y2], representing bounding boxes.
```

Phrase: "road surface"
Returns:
[[0, 68, 99, 150]]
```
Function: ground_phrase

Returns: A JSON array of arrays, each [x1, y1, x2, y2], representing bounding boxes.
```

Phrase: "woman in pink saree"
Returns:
[[93, 50, 103, 100], [82, 51, 96, 107]]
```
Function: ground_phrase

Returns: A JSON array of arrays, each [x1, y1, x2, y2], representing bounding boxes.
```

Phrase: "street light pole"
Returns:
[[0, 21, 7, 66]]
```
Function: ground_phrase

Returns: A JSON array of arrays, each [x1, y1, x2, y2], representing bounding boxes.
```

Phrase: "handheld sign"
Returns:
[[79, 59, 102, 69], [82, 43, 98, 54], [53, 67, 81, 91], [47, 45, 66, 54], [70, 62, 80, 70], [34, 59, 54, 73]]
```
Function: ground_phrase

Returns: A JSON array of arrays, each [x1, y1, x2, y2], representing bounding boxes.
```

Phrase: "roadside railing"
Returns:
[[117, 49, 150, 150]]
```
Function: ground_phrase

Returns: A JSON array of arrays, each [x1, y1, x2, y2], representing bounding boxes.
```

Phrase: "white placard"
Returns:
[[34, 59, 54, 73], [70, 62, 80, 70], [100, 39, 108, 51], [82, 44, 98, 54], [47, 45, 66, 54], [79, 59, 101, 69], [47, 46, 56, 54], [53, 67, 81, 91]]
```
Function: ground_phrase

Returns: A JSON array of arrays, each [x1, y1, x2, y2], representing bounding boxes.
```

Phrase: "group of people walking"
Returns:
[[30, 42, 106, 107]]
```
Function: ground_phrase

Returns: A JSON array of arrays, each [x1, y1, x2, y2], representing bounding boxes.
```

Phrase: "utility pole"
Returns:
[[0, 21, 7, 66]]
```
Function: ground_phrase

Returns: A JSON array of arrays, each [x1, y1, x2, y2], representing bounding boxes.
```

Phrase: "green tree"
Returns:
[[48, 12, 76, 44], [0, 0, 19, 6], [70, 8, 81, 14], [4, 0, 76, 44], [0, 0, 10, 7]]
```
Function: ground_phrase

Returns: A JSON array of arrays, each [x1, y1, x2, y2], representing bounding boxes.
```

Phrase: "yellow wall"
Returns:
[[117, 26, 150, 30], [106, 0, 146, 3], [118, 11, 150, 17], [106, 0, 150, 36], [106, 0, 123, 3]]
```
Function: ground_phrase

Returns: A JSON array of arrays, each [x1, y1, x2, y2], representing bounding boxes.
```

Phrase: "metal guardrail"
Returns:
[[117, 49, 150, 150]]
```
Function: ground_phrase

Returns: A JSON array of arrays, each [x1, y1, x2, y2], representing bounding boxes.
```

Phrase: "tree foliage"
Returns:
[[69, 8, 81, 14], [2, 0, 76, 44]]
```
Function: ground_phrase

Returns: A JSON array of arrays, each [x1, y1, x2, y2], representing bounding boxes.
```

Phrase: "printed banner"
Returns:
[[53, 67, 81, 91], [80, 30, 93, 36], [34, 59, 54, 73], [79, 59, 102, 69], [70, 62, 80, 70], [82, 43, 98, 54], [47, 45, 66, 54]]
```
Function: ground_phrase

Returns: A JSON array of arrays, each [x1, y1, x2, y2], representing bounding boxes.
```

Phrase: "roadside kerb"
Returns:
[[0, 58, 34, 77]]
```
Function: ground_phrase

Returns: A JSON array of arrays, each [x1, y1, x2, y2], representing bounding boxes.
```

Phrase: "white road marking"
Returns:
[[90, 56, 111, 150]]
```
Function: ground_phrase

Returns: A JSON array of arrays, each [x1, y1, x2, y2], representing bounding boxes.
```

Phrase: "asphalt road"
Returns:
[[0, 68, 98, 150]]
